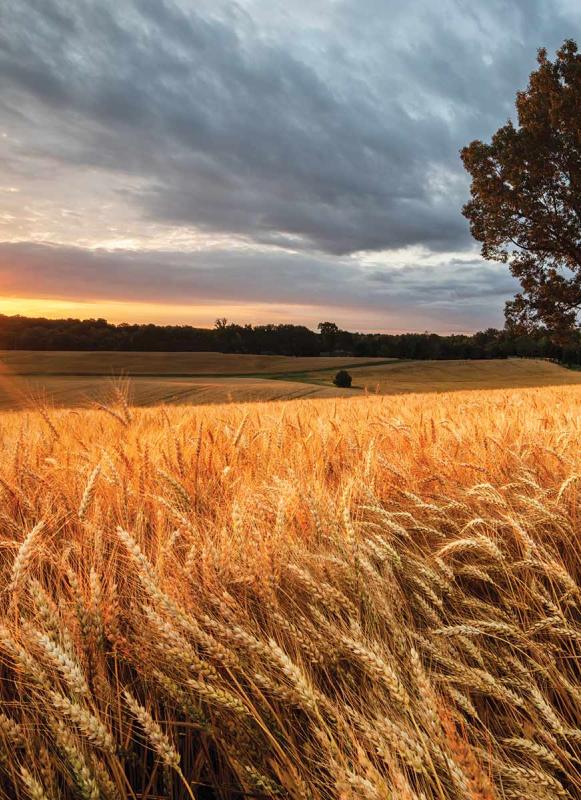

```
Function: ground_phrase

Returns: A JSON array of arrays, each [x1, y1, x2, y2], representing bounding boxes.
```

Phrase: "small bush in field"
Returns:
[[333, 369, 352, 387]]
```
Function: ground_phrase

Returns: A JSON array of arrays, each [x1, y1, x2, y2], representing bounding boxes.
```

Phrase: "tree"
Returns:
[[318, 321, 339, 353], [333, 370, 352, 388], [461, 40, 581, 341]]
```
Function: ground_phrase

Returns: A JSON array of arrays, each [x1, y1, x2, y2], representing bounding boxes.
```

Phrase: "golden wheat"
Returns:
[[0, 384, 578, 799]]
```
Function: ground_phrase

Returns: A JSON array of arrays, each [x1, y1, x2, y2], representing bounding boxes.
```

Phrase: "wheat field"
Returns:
[[0, 355, 579, 411], [0, 351, 388, 410], [306, 357, 581, 394], [0, 350, 389, 376], [0, 374, 356, 412], [0, 385, 580, 799]]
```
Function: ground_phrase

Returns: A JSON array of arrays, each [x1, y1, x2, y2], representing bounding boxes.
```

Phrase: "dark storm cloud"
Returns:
[[0, 241, 518, 329], [2, 0, 579, 255]]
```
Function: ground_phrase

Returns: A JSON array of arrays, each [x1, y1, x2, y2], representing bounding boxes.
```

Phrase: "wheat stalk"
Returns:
[[9, 521, 46, 594]]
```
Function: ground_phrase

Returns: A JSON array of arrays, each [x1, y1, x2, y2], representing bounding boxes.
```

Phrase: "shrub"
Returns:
[[333, 369, 352, 387]]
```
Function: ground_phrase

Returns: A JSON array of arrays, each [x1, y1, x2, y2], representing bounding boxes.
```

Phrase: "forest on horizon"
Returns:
[[1, 313, 580, 365]]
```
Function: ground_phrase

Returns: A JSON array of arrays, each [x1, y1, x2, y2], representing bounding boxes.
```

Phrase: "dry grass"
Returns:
[[0, 350, 388, 376], [0, 355, 578, 411], [0, 385, 580, 799], [308, 357, 581, 394], [0, 350, 387, 410], [0, 375, 354, 411]]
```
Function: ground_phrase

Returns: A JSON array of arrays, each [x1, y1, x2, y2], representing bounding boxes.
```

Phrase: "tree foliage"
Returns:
[[318, 321, 340, 353], [333, 370, 352, 388], [462, 40, 581, 340], [0, 314, 580, 365]]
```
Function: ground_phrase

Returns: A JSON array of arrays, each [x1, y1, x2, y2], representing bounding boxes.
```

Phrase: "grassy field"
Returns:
[[0, 383, 580, 799], [0, 350, 386, 409], [0, 350, 390, 376], [0, 352, 580, 409], [303, 356, 581, 393], [0, 374, 355, 410]]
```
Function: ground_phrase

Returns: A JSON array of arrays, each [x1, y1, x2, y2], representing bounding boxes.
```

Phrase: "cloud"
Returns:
[[0, 240, 518, 330], [1, 0, 579, 256], [0, 0, 578, 329]]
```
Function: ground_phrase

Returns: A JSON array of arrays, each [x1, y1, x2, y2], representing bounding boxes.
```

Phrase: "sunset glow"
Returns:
[[0, 297, 319, 328], [3, 3, 578, 332], [0, 296, 455, 334], [0, 2, 578, 332]]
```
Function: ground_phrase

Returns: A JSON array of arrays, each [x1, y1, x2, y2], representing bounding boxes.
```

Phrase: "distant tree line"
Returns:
[[1, 314, 580, 366]]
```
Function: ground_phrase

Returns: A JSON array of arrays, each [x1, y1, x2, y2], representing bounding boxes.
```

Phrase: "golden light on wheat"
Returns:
[[0, 385, 579, 798]]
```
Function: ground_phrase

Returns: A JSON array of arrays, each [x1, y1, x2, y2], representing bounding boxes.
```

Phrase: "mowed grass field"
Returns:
[[300, 356, 581, 393], [0, 350, 390, 376], [0, 351, 390, 409], [0, 375, 357, 410], [0, 384, 580, 799], [0, 350, 579, 409]]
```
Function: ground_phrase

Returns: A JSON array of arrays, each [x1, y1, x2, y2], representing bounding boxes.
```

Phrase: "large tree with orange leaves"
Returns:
[[462, 40, 581, 341]]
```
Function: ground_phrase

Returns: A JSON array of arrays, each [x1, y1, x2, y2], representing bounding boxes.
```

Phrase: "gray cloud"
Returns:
[[0, 0, 579, 330], [1, 0, 579, 255], [0, 240, 518, 330]]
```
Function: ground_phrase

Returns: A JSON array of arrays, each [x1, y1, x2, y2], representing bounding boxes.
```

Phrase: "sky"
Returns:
[[0, 0, 580, 333]]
